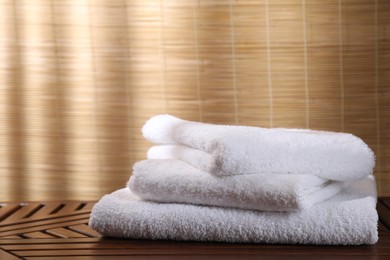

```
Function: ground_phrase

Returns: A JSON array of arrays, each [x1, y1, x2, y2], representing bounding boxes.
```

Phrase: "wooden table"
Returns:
[[1, 199, 390, 260]]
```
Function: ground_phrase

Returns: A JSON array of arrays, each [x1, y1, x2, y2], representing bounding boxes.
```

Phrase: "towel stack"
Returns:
[[90, 115, 379, 245]]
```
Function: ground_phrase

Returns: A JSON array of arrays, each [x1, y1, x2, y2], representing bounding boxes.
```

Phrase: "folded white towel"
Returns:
[[129, 159, 346, 212], [142, 115, 375, 181], [89, 176, 378, 245]]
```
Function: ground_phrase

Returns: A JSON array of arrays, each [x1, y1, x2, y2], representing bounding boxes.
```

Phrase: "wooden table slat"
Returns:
[[376, 200, 390, 230], [0, 204, 23, 222], [68, 224, 102, 238], [1, 203, 44, 224], [379, 198, 390, 209], [378, 220, 389, 232], [23, 256, 390, 260], [0, 235, 21, 239], [59, 202, 88, 215], [82, 202, 96, 212], [46, 227, 90, 238], [0, 249, 20, 260], [0, 216, 90, 237], [31, 202, 70, 219], [22, 231, 57, 239], [0, 203, 92, 228]]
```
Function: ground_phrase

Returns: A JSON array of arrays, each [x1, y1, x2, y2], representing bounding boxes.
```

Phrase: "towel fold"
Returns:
[[142, 114, 375, 181], [129, 159, 347, 212], [89, 176, 378, 245]]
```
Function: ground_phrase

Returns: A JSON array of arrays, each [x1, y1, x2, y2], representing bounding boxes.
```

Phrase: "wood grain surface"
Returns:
[[1, 199, 390, 259]]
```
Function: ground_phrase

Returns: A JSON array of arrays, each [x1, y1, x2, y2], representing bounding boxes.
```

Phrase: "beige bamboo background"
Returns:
[[0, 0, 389, 201]]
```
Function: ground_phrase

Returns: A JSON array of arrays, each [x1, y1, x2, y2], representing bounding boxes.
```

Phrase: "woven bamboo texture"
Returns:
[[1, 199, 390, 259], [0, 0, 389, 200]]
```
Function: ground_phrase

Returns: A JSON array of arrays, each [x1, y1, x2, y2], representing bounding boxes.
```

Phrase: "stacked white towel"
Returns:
[[129, 159, 347, 212], [143, 115, 375, 181], [90, 115, 378, 245]]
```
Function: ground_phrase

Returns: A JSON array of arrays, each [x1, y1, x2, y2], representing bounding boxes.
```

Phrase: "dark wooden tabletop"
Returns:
[[1, 198, 390, 260]]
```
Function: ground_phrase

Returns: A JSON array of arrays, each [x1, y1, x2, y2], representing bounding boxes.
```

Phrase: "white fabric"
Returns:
[[142, 114, 375, 181], [89, 176, 378, 245], [129, 159, 346, 212]]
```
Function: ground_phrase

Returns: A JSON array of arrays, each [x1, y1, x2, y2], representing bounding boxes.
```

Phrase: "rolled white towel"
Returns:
[[142, 114, 375, 181], [129, 159, 346, 212], [89, 176, 378, 245]]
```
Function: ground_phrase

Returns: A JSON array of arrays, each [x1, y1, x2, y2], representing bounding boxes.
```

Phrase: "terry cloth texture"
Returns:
[[129, 159, 347, 212], [142, 114, 375, 181], [90, 176, 378, 245]]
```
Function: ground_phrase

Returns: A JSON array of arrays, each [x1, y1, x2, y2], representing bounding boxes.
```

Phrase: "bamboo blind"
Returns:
[[0, 0, 389, 200]]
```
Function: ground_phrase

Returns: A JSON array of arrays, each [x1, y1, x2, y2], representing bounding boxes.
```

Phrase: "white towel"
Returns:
[[129, 159, 346, 212], [142, 114, 375, 181], [89, 176, 378, 245]]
